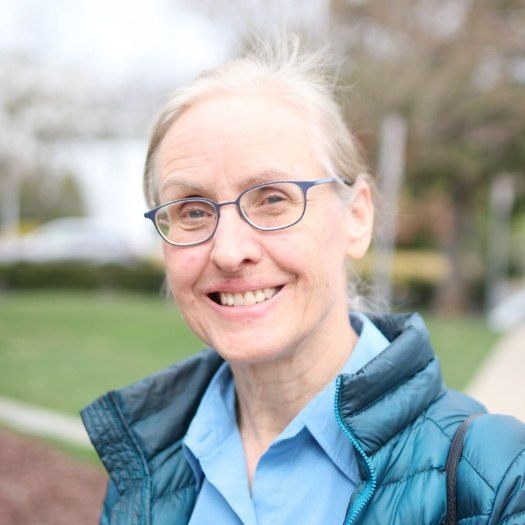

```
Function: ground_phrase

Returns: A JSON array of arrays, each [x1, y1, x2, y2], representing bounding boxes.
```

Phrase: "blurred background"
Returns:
[[0, 1, 524, 523]]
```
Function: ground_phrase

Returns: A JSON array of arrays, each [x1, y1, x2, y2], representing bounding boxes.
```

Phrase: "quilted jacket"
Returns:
[[81, 313, 525, 524]]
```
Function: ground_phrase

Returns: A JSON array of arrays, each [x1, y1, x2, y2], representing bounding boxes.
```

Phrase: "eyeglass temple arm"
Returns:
[[312, 177, 355, 187]]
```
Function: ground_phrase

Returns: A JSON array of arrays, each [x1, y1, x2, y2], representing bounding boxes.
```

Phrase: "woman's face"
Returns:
[[156, 92, 372, 364]]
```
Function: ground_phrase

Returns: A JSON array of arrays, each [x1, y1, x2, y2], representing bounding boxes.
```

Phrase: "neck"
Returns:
[[230, 306, 357, 459]]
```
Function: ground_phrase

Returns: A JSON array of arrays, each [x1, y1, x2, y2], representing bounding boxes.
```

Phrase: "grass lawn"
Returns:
[[0, 291, 499, 415], [0, 291, 203, 416], [423, 315, 499, 390]]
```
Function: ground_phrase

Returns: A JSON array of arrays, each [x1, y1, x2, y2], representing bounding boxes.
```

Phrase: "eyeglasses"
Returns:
[[144, 177, 340, 247]]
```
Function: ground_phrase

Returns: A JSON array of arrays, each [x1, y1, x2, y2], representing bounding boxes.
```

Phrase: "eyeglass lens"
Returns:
[[155, 182, 306, 245]]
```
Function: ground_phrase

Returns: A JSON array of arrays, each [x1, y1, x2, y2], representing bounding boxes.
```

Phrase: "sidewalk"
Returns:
[[0, 396, 90, 447], [467, 323, 525, 422]]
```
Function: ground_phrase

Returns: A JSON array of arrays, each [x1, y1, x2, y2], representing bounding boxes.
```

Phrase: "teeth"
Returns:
[[263, 288, 275, 299], [218, 287, 279, 307], [244, 291, 256, 306]]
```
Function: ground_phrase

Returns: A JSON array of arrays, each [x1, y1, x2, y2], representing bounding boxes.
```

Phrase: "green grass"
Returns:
[[424, 314, 499, 390], [0, 291, 498, 416], [0, 291, 203, 415]]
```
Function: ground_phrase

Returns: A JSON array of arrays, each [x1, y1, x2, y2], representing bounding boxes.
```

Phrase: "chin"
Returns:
[[210, 331, 290, 365], [220, 349, 281, 366]]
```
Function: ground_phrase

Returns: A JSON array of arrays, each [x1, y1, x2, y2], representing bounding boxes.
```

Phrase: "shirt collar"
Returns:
[[295, 312, 390, 482], [184, 361, 235, 457], [183, 312, 390, 484]]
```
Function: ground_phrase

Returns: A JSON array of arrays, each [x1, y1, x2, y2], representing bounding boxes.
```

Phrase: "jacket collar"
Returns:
[[81, 349, 223, 493], [336, 313, 445, 456], [81, 312, 443, 491]]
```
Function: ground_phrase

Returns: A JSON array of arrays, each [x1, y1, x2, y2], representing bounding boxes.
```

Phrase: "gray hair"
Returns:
[[144, 35, 376, 310]]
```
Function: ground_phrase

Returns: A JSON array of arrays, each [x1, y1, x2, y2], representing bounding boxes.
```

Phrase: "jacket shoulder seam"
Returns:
[[378, 468, 492, 524], [351, 356, 438, 418], [496, 508, 525, 524], [421, 414, 495, 493], [365, 396, 440, 459], [378, 466, 442, 488], [488, 446, 525, 523]]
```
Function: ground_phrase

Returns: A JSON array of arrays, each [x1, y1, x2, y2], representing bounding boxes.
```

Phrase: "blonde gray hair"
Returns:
[[143, 36, 370, 208], [144, 35, 375, 310]]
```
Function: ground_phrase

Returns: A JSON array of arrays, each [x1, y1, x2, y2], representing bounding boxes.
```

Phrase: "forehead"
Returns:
[[156, 92, 322, 193]]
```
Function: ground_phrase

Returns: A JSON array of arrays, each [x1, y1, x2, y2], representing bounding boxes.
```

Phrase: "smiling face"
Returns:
[[156, 91, 372, 364]]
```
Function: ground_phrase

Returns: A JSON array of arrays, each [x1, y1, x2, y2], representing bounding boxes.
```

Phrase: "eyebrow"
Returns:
[[160, 168, 294, 193]]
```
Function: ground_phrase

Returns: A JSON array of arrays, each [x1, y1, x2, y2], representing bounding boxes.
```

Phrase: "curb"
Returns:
[[0, 396, 91, 447], [466, 324, 525, 422]]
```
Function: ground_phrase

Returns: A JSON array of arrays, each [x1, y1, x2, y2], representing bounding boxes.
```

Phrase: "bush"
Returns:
[[0, 261, 165, 294], [391, 275, 486, 312], [392, 277, 437, 310]]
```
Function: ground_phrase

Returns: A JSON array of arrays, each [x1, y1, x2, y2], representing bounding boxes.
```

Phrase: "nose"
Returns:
[[209, 205, 263, 273]]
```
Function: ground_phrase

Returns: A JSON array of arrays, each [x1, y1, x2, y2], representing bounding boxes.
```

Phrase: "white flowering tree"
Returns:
[[0, 51, 150, 238]]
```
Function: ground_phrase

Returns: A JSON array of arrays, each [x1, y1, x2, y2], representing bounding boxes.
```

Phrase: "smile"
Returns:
[[209, 286, 283, 307]]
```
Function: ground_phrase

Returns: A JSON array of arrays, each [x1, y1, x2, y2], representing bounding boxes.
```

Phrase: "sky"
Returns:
[[1, 0, 233, 88]]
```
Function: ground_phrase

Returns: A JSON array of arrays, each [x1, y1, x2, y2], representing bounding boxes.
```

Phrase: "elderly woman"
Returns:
[[82, 40, 525, 525]]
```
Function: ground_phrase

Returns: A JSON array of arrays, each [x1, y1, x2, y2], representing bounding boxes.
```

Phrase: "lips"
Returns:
[[208, 286, 283, 307]]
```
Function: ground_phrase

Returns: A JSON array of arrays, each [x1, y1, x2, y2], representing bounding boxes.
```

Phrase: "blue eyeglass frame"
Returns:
[[144, 176, 342, 247]]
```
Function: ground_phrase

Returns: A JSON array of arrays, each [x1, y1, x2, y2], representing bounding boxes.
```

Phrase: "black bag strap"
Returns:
[[444, 414, 481, 525]]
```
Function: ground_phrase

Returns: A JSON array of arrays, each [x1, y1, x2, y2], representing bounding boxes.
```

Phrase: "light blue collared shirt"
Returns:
[[183, 312, 390, 525]]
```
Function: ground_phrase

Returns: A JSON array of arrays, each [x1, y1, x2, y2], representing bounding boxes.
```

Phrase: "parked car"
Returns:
[[0, 217, 140, 265]]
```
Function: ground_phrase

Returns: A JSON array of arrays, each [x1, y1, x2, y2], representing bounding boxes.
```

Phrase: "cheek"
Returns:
[[300, 210, 348, 261], [163, 245, 205, 298], [273, 218, 347, 288], [302, 214, 349, 288]]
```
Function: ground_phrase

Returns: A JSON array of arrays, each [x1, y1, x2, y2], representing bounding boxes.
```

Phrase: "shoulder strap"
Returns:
[[444, 414, 481, 525]]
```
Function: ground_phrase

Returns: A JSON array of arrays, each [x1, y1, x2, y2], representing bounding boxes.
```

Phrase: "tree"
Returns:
[[330, 0, 525, 311], [0, 51, 149, 236], [20, 169, 85, 226]]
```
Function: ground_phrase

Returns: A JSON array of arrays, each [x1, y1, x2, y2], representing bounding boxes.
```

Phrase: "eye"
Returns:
[[179, 202, 214, 221], [266, 194, 285, 204], [185, 208, 206, 219], [254, 187, 290, 207]]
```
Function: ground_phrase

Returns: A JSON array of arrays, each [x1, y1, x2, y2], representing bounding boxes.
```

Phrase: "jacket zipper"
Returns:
[[334, 375, 377, 525]]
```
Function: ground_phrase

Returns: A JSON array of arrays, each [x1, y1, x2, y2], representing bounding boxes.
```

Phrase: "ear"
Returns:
[[344, 178, 374, 260]]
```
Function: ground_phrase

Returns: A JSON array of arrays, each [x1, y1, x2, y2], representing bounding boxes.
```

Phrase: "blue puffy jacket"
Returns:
[[81, 313, 525, 524]]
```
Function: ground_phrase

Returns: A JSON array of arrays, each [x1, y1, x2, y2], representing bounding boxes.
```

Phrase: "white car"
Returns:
[[0, 218, 139, 264]]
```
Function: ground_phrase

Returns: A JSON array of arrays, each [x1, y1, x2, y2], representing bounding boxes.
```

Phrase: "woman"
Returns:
[[82, 39, 525, 525]]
